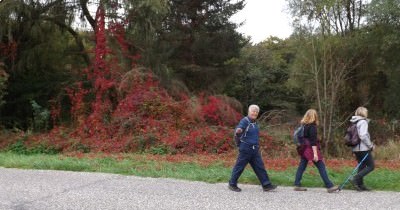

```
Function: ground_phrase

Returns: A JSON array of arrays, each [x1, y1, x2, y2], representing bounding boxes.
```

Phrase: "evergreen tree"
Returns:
[[155, 0, 247, 91], [0, 0, 86, 129]]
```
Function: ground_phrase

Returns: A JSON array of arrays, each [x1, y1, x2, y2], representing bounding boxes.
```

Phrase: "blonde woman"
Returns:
[[349, 107, 375, 191], [294, 109, 338, 193]]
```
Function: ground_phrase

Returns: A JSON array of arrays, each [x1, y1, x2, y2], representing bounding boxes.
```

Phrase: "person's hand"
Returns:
[[371, 144, 376, 151], [313, 154, 319, 162], [235, 128, 243, 134]]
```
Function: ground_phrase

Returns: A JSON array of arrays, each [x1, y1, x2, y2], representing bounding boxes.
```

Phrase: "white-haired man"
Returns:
[[228, 104, 277, 192]]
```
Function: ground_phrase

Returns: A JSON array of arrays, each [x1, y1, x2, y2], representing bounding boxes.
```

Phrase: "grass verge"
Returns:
[[0, 152, 399, 192]]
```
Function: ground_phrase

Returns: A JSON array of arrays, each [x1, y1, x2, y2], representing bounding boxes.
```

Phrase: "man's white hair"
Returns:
[[248, 104, 260, 113]]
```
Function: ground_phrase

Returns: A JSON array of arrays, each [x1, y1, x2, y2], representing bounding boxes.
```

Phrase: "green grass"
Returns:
[[0, 152, 399, 192]]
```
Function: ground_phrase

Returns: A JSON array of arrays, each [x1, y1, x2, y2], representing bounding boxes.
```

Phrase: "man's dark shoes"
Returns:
[[262, 184, 277, 191], [228, 185, 241, 192]]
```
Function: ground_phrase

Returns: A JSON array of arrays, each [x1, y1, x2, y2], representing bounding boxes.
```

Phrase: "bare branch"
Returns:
[[42, 16, 90, 65], [79, 0, 96, 31]]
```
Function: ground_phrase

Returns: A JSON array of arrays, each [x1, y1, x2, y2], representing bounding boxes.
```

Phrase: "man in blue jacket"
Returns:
[[228, 104, 277, 192]]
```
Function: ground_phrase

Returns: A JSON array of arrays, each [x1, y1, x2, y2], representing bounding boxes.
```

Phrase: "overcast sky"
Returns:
[[230, 0, 293, 43]]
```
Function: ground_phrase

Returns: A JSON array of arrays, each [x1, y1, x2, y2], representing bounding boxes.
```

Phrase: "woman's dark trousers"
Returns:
[[353, 151, 375, 186], [294, 157, 334, 188]]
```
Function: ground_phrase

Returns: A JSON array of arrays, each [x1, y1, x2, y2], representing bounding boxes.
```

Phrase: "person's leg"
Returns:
[[351, 151, 366, 189], [313, 160, 334, 188], [249, 148, 277, 191], [294, 157, 308, 187], [356, 152, 375, 177], [358, 162, 367, 186], [353, 151, 374, 189], [355, 152, 375, 190], [229, 150, 250, 187], [249, 149, 271, 186]]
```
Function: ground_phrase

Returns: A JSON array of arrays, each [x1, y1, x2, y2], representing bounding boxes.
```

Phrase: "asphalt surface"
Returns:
[[0, 167, 399, 210]]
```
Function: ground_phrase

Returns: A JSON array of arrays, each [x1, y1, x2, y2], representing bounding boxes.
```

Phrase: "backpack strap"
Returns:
[[242, 117, 251, 137], [240, 117, 256, 143]]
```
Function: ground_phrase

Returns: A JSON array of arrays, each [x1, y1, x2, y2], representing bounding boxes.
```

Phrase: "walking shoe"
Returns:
[[327, 185, 339, 193], [350, 178, 363, 191], [360, 185, 372, 191], [294, 186, 307, 191], [228, 185, 242, 192], [262, 184, 277, 191]]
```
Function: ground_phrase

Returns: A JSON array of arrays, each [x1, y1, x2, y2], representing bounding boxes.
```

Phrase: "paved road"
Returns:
[[0, 167, 399, 210]]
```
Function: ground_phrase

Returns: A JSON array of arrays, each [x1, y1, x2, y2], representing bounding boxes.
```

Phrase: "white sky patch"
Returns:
[[230, 0, 293, 43]]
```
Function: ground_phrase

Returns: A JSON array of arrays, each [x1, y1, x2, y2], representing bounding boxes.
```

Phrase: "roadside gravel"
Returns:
[[0, 167, 398, 210]]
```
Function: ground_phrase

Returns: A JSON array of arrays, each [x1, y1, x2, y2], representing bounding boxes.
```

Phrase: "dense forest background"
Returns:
[[1, 0, 400, 157]]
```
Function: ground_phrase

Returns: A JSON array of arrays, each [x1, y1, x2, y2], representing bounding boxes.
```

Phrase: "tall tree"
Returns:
[[288, 0, 367, 36], [0, 0, 87, 129], [289, 33, 367, 153], [154, 0, 247, 91], [224, 37, 298, 113], [367, 0, 400, 119], [288, 0, 369, 153]]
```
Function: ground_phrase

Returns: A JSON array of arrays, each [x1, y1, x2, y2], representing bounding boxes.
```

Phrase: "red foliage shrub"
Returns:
[[13, 4, 281, 155], [199, 95, 241, 126]]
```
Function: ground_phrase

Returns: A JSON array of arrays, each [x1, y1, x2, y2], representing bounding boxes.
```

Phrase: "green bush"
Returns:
[[71, 143, 91, 153], [148, 145, 170, 155], [7, 139, 29, 154], [7, 138, 60, 155], [31, 100, 50, 132]]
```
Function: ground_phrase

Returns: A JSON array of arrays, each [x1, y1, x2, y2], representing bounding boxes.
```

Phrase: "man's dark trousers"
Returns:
[[229, 143, 271, 186]]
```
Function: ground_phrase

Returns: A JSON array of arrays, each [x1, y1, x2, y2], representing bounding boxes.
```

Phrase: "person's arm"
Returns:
[[236, 128, 243, 134], [312, 146, 319, 162], [235, 118, 248, 135]]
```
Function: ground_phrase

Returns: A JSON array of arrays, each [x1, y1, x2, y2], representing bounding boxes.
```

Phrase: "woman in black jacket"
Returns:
[[294, 109, 338, 193]]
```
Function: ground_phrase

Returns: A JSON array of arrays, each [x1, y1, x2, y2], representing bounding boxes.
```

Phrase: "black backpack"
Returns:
[[344, 122, 361, 147], [293, 125, 305, 146]]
